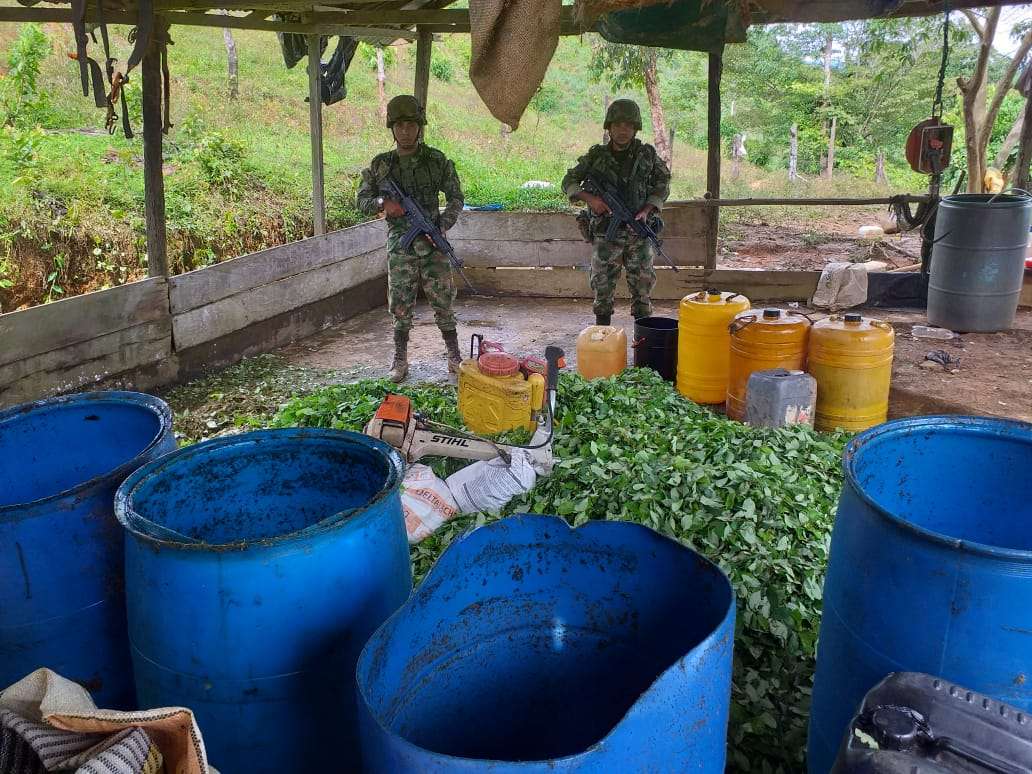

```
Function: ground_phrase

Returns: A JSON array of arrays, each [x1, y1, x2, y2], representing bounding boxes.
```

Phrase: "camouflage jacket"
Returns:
[[561, 139, 671, 237], [357, 144, 464, 240]]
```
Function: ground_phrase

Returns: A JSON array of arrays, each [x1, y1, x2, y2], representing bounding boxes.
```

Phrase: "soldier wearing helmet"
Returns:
[[561, 98, 671, 325], [357, 95, 465, 383]]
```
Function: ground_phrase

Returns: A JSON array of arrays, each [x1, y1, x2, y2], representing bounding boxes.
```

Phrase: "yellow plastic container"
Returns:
[[808, 312, 895, 432], [458, 360, 540, 435], [727, 308, 811, 421], [576, 326, 627, 380], [676, 290, 751, 403]]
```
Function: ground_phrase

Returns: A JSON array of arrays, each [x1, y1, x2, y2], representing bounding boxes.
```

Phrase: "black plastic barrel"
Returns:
[[632, 316, 678, 381], [928, 193, 1032, 332]]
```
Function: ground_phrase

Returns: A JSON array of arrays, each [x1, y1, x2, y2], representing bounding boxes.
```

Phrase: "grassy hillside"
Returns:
[[0, 23, 894, 310]]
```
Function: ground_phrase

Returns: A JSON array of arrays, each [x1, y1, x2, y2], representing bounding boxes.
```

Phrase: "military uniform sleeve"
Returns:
[[438, 158, 464, 232], [561, 151, 593, 201], [357, 163, 383, 216], [646, 151, 671, 211]]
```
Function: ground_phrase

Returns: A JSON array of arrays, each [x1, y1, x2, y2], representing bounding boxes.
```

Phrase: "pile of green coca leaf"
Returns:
[[275, 368, 849, 771]]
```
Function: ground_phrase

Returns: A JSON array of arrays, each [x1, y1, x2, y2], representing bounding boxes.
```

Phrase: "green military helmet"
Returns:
[[604, 99, 642, 130], [386, 94, 427, 128]]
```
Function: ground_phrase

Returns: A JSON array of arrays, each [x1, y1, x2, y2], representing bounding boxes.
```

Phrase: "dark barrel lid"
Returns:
[[763, 309, 781, 319], [844, 312, 863, 323]]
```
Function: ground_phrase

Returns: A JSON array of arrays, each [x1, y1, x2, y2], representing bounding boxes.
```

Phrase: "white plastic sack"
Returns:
[[402, 464, 460, 544], [446, 448, 537, 514], [811, 261, 868, 310]]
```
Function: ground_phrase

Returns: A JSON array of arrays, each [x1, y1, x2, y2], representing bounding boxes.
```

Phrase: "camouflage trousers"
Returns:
[[387, 234, 457, 335], [590, 232, 656, 319]]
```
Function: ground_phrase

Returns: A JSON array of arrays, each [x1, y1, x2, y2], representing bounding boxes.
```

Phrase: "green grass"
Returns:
[[0, 24, 906, 309]]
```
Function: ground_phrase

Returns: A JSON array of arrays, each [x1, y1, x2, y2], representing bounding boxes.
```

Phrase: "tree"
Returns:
[[957, 9, 1032, 191], [1014, 65, 1032, 190], [375, 46, 387, 121], [360, 43, 395, 120], [216, 11, 239, 99], [589, 41, 674, 166], [789, 124, 799, 181]]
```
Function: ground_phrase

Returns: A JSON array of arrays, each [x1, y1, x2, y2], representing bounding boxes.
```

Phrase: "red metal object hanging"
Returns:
[[905, 118, 953, 174]]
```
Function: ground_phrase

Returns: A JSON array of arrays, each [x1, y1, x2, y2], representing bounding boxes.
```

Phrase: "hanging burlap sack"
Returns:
[[469, 0, 561, 129]]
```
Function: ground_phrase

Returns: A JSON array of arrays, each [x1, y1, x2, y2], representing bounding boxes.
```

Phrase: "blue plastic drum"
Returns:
[[115, 428, 411, 773], [357, 514, 735, 772], [1, 391, 174, 708], [808, 416, 1032, 773]]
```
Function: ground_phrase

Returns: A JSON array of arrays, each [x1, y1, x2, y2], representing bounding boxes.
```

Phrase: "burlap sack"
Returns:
[[1, 669, 210, 774], [469, 0, 561, 129]]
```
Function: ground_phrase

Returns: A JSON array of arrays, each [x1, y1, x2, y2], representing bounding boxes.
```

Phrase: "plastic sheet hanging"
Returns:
[[587, 0, 748, 53]]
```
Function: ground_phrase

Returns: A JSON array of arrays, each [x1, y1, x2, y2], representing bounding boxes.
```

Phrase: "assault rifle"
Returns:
[[583, 174, 678, 272], [381, 177, 476, 293]]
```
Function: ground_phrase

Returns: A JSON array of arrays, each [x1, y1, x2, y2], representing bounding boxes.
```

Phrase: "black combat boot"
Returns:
[[443, 329, 462, 374], [388, 329, 408, 383], [595, 314, 611, 326]]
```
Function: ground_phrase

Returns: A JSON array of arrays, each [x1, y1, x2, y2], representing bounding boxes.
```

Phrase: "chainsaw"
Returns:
[[364, 345, 565, 473]]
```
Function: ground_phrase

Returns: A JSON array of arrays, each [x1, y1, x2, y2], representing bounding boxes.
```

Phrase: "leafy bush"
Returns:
[[192, 132, 251, 191], [2, 24, 53, 128], [430, 55, 454, 83], [273, 370, 848, 771], [529, 83, 561, 114]]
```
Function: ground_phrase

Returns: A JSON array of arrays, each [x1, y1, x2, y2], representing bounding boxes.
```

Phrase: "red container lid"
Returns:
[[478, 351, 520, 377]]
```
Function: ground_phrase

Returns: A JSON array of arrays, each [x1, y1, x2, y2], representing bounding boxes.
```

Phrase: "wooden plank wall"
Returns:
[[0, 210, 833, 407], [0, 278, 172, 406], [169, 221, 386, 349], [448, 206, 711, 269], [0, 220, 389, 407]]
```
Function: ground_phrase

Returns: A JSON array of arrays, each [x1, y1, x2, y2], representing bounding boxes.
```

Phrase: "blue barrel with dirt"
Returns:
[[808, 416, 1032, 773], [114, 428, 411, 773], [357, 514, 735, 772], [0, 391, 174, 709]]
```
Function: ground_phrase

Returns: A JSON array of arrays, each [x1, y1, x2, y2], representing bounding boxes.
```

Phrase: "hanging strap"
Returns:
[[931, 0, 950, 121], [70, 0, 89, 96], [126, 0, 154, 72], [160, 28, 172, 134]]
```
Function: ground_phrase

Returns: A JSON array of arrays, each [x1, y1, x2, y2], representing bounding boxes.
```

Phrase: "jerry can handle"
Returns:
[[470, 333, 483, 359], [728, 314, 757, 334]]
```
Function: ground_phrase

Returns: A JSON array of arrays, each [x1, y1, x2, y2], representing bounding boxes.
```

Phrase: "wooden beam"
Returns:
[[672, 195, 932, 207], [705, 51, 722, 272], [307, 34, 326, 237], [311, 8, 468, 24], [0, 6, 414, 39], [749, 0, 1029, 24], [141, 31, 168, 278], [414, 27, 431, 109]]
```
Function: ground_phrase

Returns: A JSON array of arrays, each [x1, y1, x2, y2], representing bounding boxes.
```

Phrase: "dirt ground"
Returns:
[[279, 297, 1032, 424], [718, 210, 924, 271]]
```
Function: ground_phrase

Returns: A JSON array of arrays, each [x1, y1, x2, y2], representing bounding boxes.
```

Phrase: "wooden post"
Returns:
[[414, 28, 431, 109], [307, 35, 326, 236], [705, 52, 723, 272], [141, 28, 168, 278]]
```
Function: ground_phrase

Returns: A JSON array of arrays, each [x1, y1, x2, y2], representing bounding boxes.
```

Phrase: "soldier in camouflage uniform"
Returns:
[[561, 99, 671, 324], [357, 94, 465, 383]]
